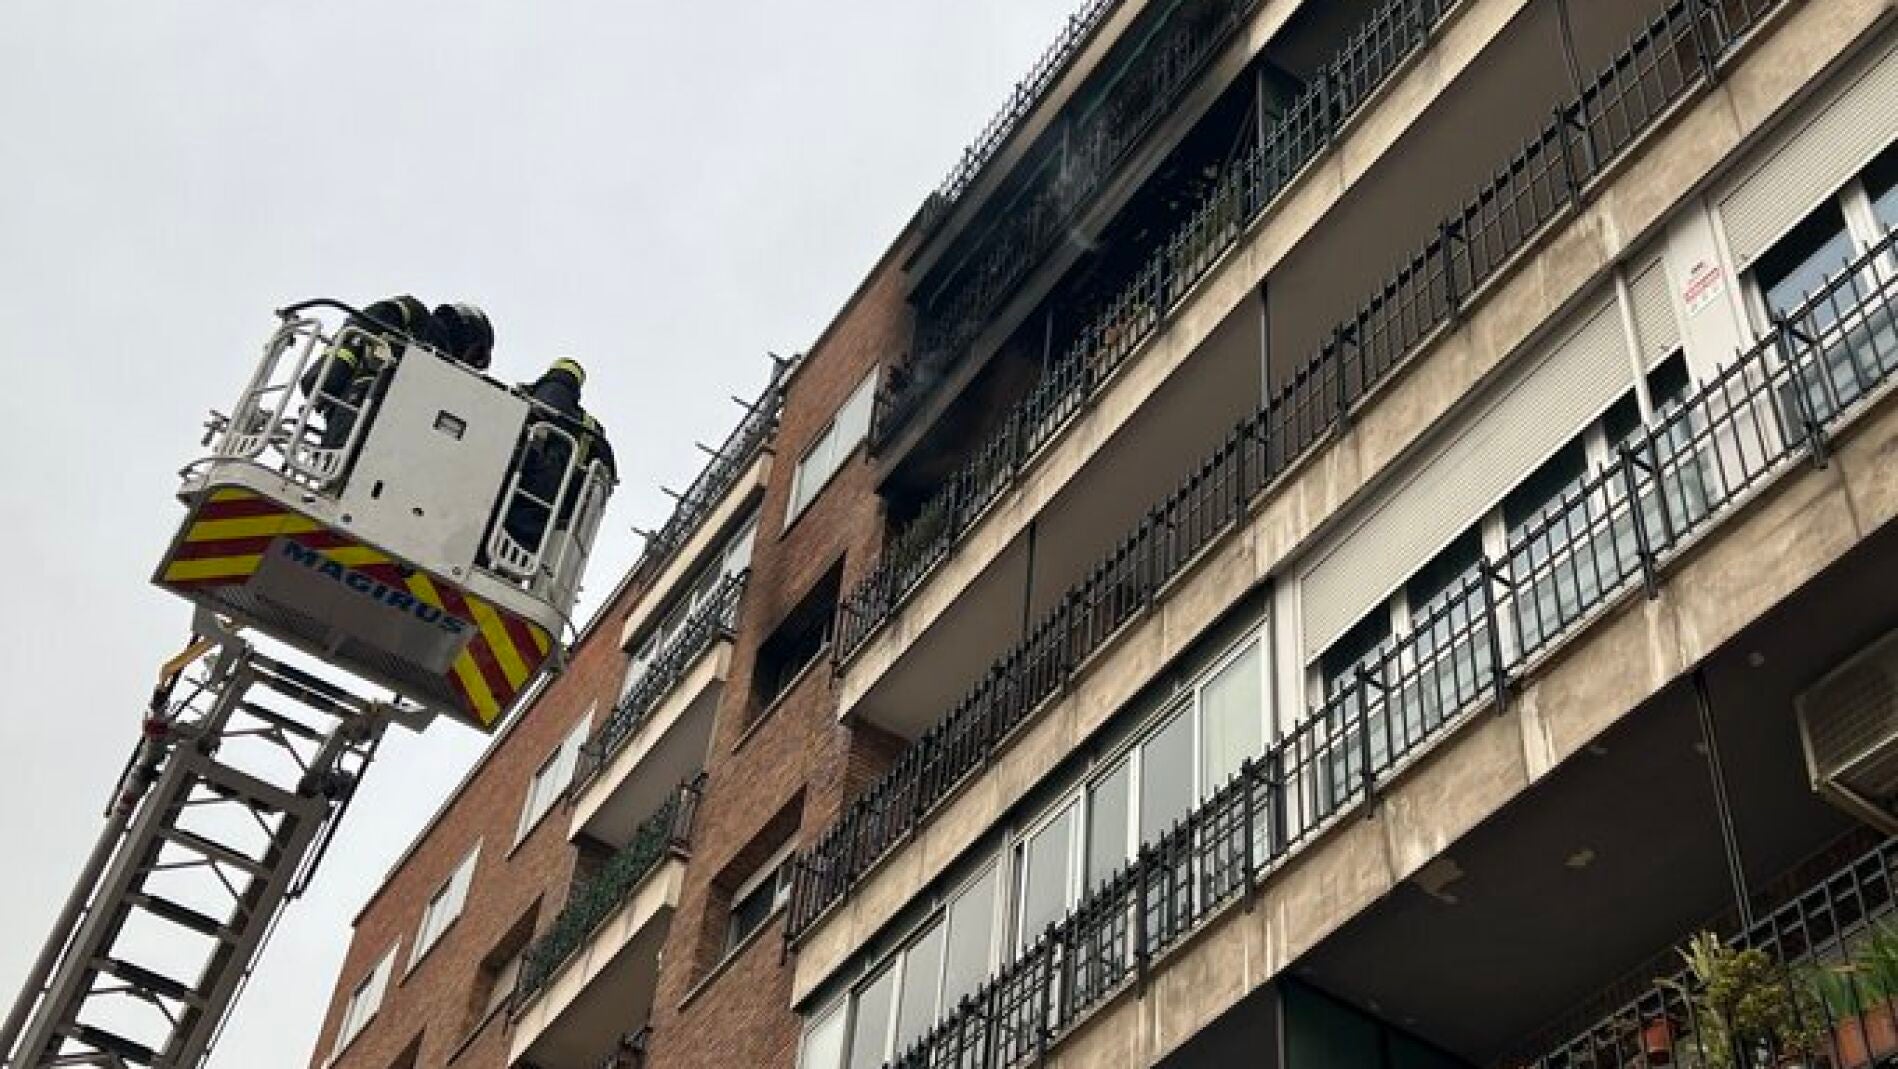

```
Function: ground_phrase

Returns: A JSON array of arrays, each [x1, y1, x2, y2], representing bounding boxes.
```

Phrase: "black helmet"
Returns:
[[432, 302, 494, 370], [360, 295, 429, 339]]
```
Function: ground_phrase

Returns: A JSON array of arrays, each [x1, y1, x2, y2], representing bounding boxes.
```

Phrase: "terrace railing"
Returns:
[[1522, 839, 1898, 1069], [629, 364, 785, 589], [870, 228, 1898, 1068], [919, 0, 1122, 236], [792, 0, 1846, 950], [577, 571, 747, 788], [513, 776, 705, 1009], [840, 0, 1462, 660]]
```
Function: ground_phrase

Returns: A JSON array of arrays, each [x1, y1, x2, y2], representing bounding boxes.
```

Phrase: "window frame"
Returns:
[[334, 942, 398, 1058], [1007, 632, 1269, 948], [516, 715, 590, 845], [410, 843, 481, 973], [799, 993, 849, 1069], [843, 958, 900, 1069], [1742, 161, 1893, 332], [937, 856, 1004, 1012], [786, 371, 878, 527], [725, 840, 797, 957], [1011, 792, 1083, 953]]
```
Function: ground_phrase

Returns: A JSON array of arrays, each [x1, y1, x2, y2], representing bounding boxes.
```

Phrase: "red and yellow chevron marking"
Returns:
[[160, 487, 552, 728]]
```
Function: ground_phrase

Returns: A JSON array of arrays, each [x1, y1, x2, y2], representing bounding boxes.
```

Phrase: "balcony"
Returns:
[[571, 573, 744, 848], [1168, 839, 1898, 1069], [1512, 840, 1898, 1069], [509, 778, 701, 1069], [796, 0, 1797, 950], [847, 215, 1898, 1068], [914, 0, 1126, 240], [880, 0, 1279, 457]]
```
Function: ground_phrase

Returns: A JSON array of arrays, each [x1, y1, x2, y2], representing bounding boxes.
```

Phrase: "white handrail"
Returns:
[[485, 421, 583, 585]]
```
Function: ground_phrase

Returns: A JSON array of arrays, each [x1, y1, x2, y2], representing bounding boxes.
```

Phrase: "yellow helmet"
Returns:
[[549, 357, 586, 387]]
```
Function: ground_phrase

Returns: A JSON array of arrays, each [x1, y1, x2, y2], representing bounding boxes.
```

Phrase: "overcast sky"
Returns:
[[0, 3, 1078, 1064]]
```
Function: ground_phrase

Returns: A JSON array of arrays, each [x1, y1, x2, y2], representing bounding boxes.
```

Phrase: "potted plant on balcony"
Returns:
[[1668, 931, 1826, 1068], [1808, 921, 1898, 1067]]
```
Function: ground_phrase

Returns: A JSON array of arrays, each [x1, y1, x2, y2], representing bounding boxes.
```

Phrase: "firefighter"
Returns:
[[299, 295, 429, 419], [301, 298, 494, 448], [423, 302, 495, 372], [502, 358, 615, 555]]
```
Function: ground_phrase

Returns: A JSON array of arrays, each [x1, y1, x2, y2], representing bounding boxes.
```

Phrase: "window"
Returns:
[[1867, 143, 1898, 232], [624, 629, 660, 702], [1084, 761, 1131, 892], [1310, 349, 1707, 768], [846, 964, 898, 1069], [1503, 438, 1593, 651], [726, 847, 794, 954], [1200, 641, 1264, 794], [722, 511, 759, 576], [1014, 800, 1079, 949], [411, 845, 480, 970], [939, 862, 1001, 1008], [1745, 146, 1898, 429], [1137, 709, 1195, 844], [1319, 609, 1393, 698], [812, 859, 999, 1066], [621, 509, 758, 700], [518, 717, 589, 842], [480, 947, 523, 1019], [754, 563, 842, 710], [1754, 200, 1857, 330], [465, 907, 536, 1034], [334, 944, 396, 1056], [787, 372, 878, 524], [808, 632, 1270, 1067], [892, 921, 947, 1054], [800, 997, 848, 1069]]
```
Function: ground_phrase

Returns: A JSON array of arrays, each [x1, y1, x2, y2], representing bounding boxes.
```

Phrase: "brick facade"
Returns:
[[642, 238, 915, 1069]]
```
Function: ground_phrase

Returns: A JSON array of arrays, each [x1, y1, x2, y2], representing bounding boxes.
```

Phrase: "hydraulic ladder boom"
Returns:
[[0, 630, 404, 1069]]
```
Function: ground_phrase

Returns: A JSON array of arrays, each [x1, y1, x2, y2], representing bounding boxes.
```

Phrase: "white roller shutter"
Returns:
[[1718, 36, 1898, 266], [1628, 258, 1681, 367], [1300, 293, 1633, 661]]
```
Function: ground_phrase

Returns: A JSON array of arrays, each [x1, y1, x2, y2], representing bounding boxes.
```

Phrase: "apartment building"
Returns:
[[313, 0, 1898, 1066]]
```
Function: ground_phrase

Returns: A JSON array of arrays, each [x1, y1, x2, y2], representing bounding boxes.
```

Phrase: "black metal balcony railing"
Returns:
[[839, 0, 1461, 661], [629, 364, 785, 587], [870, 227, 1898, 1069], [577, 572, 747, 788], [1526, 840, 1898, 1069], [797, 0, 1778, 946], [920, 0, 1122, 236], [513, 776, 705, 1009], [883, 0, 1276, 449]]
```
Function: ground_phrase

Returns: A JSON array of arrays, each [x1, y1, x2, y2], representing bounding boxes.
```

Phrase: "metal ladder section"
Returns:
[[0, 638, 397, 1069]]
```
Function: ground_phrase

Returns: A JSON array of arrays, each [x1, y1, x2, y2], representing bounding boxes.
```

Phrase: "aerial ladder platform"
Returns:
[[0, 301, 615, 1068]]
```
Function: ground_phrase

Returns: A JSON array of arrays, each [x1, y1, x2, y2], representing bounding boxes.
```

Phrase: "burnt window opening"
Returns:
[[754, 562, 843, 712]]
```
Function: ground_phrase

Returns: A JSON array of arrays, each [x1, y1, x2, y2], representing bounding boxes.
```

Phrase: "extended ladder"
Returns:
[[0, 630, 407, 1069]]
